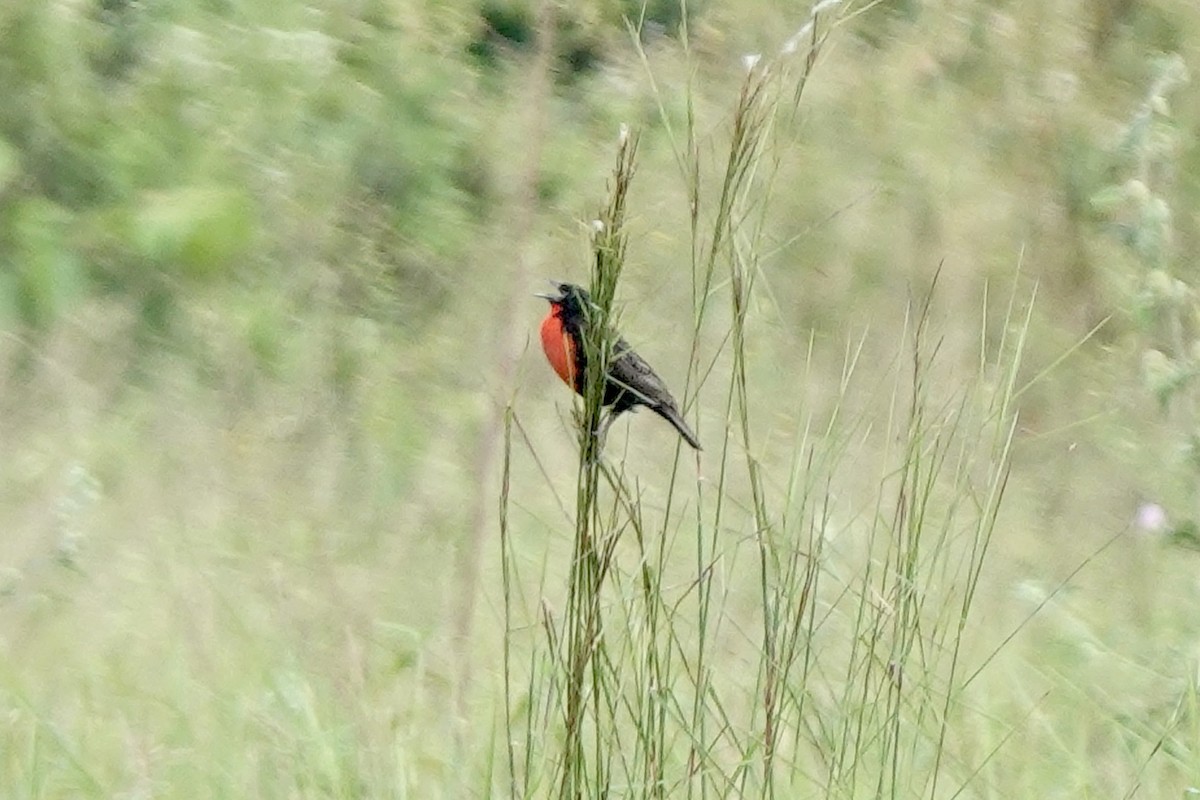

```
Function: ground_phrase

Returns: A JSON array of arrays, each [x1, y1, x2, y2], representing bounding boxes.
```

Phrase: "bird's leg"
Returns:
[[596, 410, 617, 448], [580, 410, 615, 463], [574, 409, 602, 463]]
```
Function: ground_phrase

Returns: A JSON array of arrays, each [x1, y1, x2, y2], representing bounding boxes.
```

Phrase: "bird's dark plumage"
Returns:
[[538, 282, 701, 450]]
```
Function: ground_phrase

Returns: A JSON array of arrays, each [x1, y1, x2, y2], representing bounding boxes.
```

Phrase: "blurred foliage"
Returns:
[[0, 0, 723, 392], [1089, 54, 1196, 533], [0, 0, 1194, 397], [465, 0, 700, 75], [0, 0, 489, 360], [0, 0, 1196, 449]]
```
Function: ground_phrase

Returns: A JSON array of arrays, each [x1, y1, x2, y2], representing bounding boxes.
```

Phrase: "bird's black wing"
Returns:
[[605, 338, 676, 412], [605, 338, 702, 449]]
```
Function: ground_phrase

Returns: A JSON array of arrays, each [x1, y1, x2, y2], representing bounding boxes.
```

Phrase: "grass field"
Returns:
[[1, 0, 1199, 797]]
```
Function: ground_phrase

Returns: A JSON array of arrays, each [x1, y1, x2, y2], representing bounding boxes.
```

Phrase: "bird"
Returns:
[[536, 282, 701, 450]]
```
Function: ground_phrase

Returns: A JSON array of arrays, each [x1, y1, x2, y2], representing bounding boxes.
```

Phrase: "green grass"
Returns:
[[2, 0, 1200, 797]]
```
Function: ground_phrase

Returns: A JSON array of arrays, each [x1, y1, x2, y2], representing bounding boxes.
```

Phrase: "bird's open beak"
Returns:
[[534, 280, 564, 301]]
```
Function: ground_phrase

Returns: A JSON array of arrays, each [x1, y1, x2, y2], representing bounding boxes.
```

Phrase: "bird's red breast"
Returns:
[[540, 304, 578, 391]]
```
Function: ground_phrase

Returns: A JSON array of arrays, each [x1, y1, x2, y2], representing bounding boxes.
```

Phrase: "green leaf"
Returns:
[[6, 198, 84, 328], [0, 138, 19, 193], [1088, 183, 1127, 216], [1168, 520, 1200, 552], [134, 185, 256, 281], [1141, 348, 1182, 408]]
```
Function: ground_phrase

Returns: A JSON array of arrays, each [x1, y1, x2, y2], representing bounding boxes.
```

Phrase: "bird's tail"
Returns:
[[654, 403, 702, 451]]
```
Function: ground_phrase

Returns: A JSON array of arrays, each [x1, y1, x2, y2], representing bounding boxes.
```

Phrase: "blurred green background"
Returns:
[[2, 0, 1199, 795]]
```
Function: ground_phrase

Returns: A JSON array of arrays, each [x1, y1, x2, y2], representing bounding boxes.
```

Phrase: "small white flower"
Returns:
[[743, 53, 761, 72], [783, 23, 813, 54], [782, 1, 841, 56], [1134, 502, 1168, 535], [618, 123, 630, 145], [591, 219, 605, 233]]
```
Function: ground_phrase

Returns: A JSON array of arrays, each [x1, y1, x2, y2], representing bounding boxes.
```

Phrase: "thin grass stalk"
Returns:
[[676, 60, 774, 797], [698, 19, 845, 793], [927, 281, 1032, 796], [879, 278, 942, 795], [723, 69, 793, 795], [557, 129, 639, 800], [500, 406, 517, 798], [617, 469, 668, 798]]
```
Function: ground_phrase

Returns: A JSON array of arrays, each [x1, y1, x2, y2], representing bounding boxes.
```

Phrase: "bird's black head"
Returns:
[[536, 282, 592, 323]]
